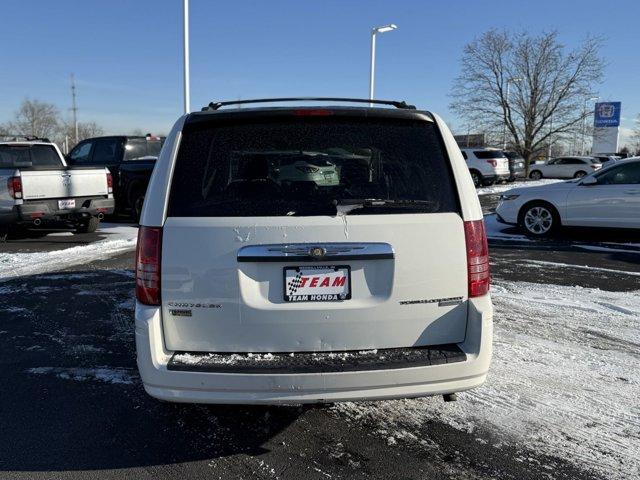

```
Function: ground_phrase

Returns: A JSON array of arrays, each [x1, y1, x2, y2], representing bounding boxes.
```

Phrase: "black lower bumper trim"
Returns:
[[167, 344, 466, 374]]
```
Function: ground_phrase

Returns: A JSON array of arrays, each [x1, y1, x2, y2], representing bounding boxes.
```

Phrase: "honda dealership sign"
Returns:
[[593, 102, 621, 127], [592, 101, 621, 154]]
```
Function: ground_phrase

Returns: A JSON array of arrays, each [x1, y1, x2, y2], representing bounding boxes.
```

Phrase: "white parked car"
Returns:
[[496, 158, 640, 236], [592, 155, 621, 165], [135, 98, 493, 405], [460, 148, 511, 187], [528, 156, 602, 180], [275, 156, 340, 187]]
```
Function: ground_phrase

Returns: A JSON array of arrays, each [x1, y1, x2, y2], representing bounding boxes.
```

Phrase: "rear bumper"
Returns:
[[135, 296, 493, 404], [480, 173, 510, 185], [9, 197, 114, 226]]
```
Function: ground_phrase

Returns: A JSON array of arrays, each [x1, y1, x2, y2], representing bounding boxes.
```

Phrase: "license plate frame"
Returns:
[[58, 199, 76, 210], [283, 265, 351, 302]]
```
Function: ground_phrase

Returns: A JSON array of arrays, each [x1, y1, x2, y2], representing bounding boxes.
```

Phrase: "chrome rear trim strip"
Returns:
[[237, 242, 394, 262]]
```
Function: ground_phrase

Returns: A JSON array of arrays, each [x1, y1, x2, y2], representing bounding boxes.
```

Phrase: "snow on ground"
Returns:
[[0, 223, 137, 281], [484, 213, 530, 242], [27, 367, 137, 384], [337, 281, 640, 480], [476, 179, 563, 196], [524, 259, 640, 277], [484, 213, 640, 252]]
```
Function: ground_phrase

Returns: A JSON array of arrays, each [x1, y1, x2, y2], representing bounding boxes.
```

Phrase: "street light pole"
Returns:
[[70, 74, 79, 145], [369, 31, 376, 102], [502, 77, 522, 150], [580, 97, 598, 155], [369, 24, 397, 104], [547, 114, 553, 160], [183, 0, 190, 114]]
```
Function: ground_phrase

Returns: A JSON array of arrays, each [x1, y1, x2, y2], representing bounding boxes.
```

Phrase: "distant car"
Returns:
[[503, 151, 526, 181], [460, 148, 511, 187], [496, 158, 640, 236], [592, 155, 620, 164], [276, 157, 340, 187], [0, 139, 114, 237], [66, 135, 165, 219], [528, 156, 601, 180]]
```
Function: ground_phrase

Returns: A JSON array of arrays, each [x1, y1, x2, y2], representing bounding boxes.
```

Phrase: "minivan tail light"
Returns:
[[8, 176, 22, 199], [136, 227, 162, 305], [464, 220, 490, 297], [106, 172, 113, 193], [486, 159, 497, 167]]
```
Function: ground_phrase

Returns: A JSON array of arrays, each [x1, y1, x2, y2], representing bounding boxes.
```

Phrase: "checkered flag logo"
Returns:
[[288, 272, 304, 295]]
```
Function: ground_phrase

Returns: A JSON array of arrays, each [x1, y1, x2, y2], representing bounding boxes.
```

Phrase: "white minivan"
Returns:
[[135, 98, 493, 404]]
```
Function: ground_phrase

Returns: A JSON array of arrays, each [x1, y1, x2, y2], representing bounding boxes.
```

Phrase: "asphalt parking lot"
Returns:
[[0, 193, 638, 480]]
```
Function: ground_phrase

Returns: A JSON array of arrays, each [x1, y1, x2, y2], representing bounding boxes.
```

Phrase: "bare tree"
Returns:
[[4, 99, 60, 139], [450, 30, 604, 169], [632, 114, 640, 154], [57, 120, 104, 147]]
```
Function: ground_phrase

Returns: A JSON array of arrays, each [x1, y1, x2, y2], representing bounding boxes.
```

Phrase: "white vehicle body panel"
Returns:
[[20, 168, 109, 200], [161, 213, 468, 352]]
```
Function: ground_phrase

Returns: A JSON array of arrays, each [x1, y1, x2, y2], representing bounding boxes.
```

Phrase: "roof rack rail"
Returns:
[[0, 134, 51, 142], [201, 97, 416, 111]]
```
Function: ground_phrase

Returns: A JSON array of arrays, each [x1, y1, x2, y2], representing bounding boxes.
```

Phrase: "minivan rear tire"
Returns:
[[529, 170, 543, 180]]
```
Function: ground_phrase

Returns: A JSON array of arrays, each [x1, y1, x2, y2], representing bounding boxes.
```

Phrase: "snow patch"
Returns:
[[2, 306, 29, 314], [337, 280, 640, 480], [577, 244, 640, 254], [0, 223, 137, 281], [524, 259, 640, 277], [484, 214, 530, 242], [27, 366, 137, 384], [477, 179, 563, 196], [484, 214, 640, 252]]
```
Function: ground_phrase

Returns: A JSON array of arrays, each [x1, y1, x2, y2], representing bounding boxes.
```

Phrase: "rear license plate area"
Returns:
[[284, 265, 351, 302], [58, 199, 76, 209]]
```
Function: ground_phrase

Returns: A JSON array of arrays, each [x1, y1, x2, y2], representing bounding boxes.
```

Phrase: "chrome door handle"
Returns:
[[624, 190, 640, 195]]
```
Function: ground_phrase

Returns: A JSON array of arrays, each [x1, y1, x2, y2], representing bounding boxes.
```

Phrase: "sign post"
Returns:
[[592, 102, 621, 154]]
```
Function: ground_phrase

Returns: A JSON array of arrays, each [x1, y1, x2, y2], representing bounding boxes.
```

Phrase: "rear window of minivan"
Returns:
[[168, 117, 459, 217]]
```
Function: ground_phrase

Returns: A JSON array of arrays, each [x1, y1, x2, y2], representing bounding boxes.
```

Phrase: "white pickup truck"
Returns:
[[0, 140, 115, 237]]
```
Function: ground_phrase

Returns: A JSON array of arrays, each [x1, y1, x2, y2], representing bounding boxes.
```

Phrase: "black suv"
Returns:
[[503, 151, 526, 181], [66, 135, 165, 219]]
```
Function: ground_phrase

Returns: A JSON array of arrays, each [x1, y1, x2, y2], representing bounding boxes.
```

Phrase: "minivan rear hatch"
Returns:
[[160, 109, 469, 353]]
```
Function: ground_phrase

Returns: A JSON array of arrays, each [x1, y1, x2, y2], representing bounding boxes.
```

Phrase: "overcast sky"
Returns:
[[1, 0, 638, 143]]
